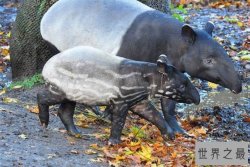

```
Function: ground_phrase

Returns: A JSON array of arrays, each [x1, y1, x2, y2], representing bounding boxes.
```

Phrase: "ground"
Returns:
[[0, 1, 249, 166]]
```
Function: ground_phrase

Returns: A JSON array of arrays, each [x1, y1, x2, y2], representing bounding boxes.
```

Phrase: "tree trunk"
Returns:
[[140, 0, 171, 13], [10, 0, 170, 79], [10, 0, 58, 80]]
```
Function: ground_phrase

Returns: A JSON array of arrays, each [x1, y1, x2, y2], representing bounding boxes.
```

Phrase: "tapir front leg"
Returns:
[[130, 99, 175, 141], [109, 104, 129, 145], [161, 98, 189, 136]]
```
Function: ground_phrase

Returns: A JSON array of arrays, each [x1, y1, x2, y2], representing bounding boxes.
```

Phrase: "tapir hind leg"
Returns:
[[109, 104, 128, 145], [37, 88, 65, 127], [130, 100, 175, 141]]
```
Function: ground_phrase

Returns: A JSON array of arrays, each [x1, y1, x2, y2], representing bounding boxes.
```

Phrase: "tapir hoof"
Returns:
[[108, 138, 121, 146], [67, 128, 82, 138], [39, 119, 48, 128], [165, 115, 187, 134], [162, 133, 175, 141]]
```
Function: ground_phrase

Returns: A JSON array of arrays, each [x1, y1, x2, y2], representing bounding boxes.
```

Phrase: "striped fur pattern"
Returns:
[[42, 46, 198, 107]]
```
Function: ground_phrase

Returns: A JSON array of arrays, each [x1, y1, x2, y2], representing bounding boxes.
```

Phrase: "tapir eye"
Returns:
[[179, 84, 185, 92], [203, 57, 215, 65]]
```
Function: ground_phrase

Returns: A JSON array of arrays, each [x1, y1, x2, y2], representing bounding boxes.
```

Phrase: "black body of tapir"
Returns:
[[40, 0, 242, 136], [38, 46, 200, 144]]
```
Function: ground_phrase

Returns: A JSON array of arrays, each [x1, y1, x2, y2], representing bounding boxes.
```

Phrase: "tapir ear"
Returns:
[[204, 21, 214, 36], [181, 24, 196, 44], [157, 54, 169, 74]]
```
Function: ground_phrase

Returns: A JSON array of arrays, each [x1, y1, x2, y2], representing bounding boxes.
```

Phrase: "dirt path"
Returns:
[[0, 86, 108, 167]]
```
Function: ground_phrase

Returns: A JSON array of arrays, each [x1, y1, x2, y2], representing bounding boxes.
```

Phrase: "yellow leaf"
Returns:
[[99, 106, 106, 111], [115, 155, 125, 161], [28, 105, 39, 114], [208, 82, 218, 89], [90, 143, 103, 151], [0, 32, 4, 35], [0, 47, 9, 57], [104, 128, 110, 133], [237, 21, 244, 27], [137, 145, 152, 161], [196, 127, 207, 135], [240, 55, 250, 61], [7, 31, 11, 38], [3, 97, 18, 103], [124, 147, 134, 155], [0, 89, 6, 96]]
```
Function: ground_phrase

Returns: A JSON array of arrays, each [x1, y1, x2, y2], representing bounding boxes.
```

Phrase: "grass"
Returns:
[[170, 4, 188, 22], [9, 74, 44, 89]]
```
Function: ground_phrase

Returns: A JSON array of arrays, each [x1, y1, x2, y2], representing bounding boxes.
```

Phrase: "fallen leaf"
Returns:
[[195, 127, 208, 135], [28, 105, 39, 114], [103, 148, 116, 158], [127, 155, 141, 164], [108, 161, 120, 167], [0, 47, 9, 57], [0, 89, 6, 96], [3, 97, 18, 103], [12, 85, 23, 89], [171, 151, 178, 159], [90, 158, 105, 162], [240, 55, 250, 61], [84, 149, 97, 155], [47, 153, 57, 159], [208, 82, 218, 89], [237, 21, 244, 28], [136, 145, 152, 161], [70, 150, 79, 154], [18, 134, 28, 139], [243, 117, 250, 123]]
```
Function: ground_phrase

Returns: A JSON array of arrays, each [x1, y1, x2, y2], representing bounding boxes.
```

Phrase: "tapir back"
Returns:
[[41, 0, 152, 54], [43, 46, 126, 105]]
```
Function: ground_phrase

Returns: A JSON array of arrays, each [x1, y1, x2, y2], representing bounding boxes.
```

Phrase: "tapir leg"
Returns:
[[130, 100, 175, 140], [58, 101, 80, 136], [161, 98, 189, 135], [37, 88, 65, 127], [109, 104, 128, 145]]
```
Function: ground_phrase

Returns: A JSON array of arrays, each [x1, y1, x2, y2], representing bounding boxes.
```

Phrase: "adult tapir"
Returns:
[[40, 0, 242, 137]]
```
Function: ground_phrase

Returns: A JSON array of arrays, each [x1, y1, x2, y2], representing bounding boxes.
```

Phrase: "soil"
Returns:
[[0, 86, 108, 167]]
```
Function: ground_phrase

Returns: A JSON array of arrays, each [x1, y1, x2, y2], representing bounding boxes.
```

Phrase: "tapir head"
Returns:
[[154, 55, 200, 105], [180, 22, 242, 93]]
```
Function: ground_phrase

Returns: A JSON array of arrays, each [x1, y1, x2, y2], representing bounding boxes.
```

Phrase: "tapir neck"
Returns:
[[117, 10, 187, 72], [119, 59, 160, 98]]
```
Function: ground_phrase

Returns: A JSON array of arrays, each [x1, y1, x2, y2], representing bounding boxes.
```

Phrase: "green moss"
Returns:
[[9, 74, 44, 89]]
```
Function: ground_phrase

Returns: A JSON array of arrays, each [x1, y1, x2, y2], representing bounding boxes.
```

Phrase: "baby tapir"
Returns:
[[38, 46, 200, 144]]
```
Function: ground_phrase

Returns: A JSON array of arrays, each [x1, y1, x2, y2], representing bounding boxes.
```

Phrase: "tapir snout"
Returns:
[[217, 55, 242, 94]]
